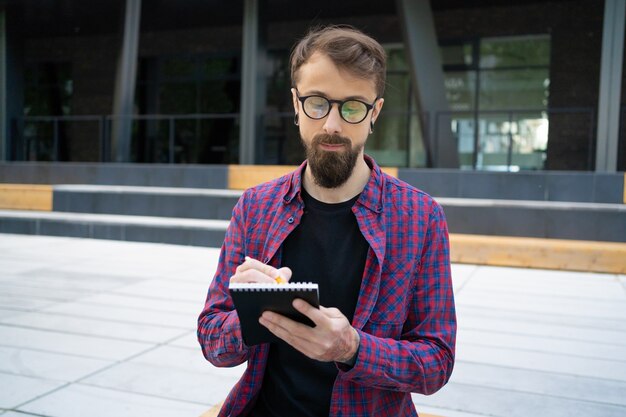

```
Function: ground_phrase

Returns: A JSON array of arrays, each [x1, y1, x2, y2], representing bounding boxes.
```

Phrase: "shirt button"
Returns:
[[287, 217, 294, 224]]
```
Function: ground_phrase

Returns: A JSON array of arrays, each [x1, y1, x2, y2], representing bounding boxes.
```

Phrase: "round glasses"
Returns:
[[296, 91, 378, 124]]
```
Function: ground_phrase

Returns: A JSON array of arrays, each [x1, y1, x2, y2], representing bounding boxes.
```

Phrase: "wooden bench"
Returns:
[[449, 233, 626, 274], [0, 184, 53, 211]]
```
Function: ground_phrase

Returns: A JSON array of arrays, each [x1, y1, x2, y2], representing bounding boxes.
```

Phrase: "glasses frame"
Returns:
[[296, 90, 379, 124]]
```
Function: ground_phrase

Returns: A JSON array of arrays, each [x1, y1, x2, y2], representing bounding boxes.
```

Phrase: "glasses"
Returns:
[[296, 91, 378, 124]]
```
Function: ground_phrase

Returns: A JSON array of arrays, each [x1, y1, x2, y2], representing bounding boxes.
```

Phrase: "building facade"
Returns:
[[1, 0, 624, 171]]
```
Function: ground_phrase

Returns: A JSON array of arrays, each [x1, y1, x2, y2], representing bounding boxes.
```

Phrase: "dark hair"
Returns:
[[290, 25, 387, 97]]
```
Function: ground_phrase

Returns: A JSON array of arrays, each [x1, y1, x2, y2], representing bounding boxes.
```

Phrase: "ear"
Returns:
[[371, 98, 384, 124], [291, 88, 299, 115]]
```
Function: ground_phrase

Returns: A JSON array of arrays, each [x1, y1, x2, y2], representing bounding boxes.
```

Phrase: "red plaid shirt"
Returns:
[[198, 155, 456, 417]]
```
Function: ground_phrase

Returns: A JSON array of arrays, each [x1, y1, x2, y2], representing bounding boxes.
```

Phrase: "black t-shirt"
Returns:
[[249, 188, 369, 417]]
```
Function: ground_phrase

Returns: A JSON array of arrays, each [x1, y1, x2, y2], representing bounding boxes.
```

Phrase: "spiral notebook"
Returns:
[[229, 282, 319, 346]]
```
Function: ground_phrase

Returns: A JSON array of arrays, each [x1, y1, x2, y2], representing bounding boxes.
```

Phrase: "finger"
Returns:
[[259, 312, 318, 350], [240, 257, 293, 283], [319, 306, 345, 318], [240, 256, 284, 279], [230, 268, 276, 284], [260, 312, 338, 362], [276, 267, 292, 282], [292, 299, 327, 326]]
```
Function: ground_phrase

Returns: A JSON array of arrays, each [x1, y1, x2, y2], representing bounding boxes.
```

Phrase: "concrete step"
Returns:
[[438, 197, 626, 242], [1, 210, 623, 273], [0, 210, 229, 247], [55, 185, 626, 242], [3, 184, 624, 242], [53, 184, 242, 220]]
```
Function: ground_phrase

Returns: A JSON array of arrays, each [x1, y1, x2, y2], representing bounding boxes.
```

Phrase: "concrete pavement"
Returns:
[[0, 233, 625, 417]]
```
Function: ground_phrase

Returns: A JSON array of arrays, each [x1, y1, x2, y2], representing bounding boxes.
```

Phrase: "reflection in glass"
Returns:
[[135, 54, 241, 163], [443, 35, 551, 170], [480, 35, 550, 68]]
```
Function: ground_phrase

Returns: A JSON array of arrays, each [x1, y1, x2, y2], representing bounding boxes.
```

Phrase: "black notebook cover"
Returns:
[[229, 282, 320, 346]]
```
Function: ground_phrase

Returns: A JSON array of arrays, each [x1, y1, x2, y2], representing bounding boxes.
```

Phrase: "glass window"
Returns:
[[479, 68, 550, 110], [22, 62, 74, 162], [441, 43, 474, 67], [198, 80, 240, 113], [23, 62, 72, 116], [199, 56, 239, 78], [366, 46, 427, 168], [136, 54, 241, 163], [384, 73, 412, 110], [442, 35, 551, 170], [386, 47, 409, 71], [162, 57, 195, 79], [480, 36, 550, 69], [159, 83, 197, 114], [445, 71, 477, 111]]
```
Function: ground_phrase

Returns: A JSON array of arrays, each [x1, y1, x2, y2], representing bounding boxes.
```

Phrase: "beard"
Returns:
[[301, 133, 363, 189]]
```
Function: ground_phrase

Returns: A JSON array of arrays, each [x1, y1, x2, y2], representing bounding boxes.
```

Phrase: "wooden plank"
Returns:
[[228, 165, 297, 190], [227, 165, 398, 190], [623, 172, 626, 203], [0, 184, 53, 211], [381, 166, 398, 178], [450, 233, 626, 274], [199, 401, 222, 417]]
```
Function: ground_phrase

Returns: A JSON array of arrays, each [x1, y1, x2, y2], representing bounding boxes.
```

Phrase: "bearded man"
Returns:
[[198, 25, 457, 417]]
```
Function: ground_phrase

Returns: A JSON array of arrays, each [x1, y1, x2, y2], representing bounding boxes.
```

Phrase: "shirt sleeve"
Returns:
[[340, 201, 457, 395], [197, 193, 250, 367]]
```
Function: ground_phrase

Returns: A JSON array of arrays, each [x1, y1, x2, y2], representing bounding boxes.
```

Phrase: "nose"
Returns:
[[323, 103, 343, 135]]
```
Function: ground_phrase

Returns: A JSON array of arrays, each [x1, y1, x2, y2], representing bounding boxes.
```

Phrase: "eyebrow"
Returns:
[[302, 90, 374, 102]]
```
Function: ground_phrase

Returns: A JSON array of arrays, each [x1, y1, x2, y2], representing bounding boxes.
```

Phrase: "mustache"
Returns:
[[312, 133, 351, 146]]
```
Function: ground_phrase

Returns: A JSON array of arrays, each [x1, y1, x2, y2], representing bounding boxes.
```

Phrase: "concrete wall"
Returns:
[[1, 161, 623, 203], [0, 162, 228, 189], [400, 168, 625, 203]]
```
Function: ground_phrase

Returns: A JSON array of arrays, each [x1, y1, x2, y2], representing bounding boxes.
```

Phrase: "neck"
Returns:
[[303, 155, 371, 204]]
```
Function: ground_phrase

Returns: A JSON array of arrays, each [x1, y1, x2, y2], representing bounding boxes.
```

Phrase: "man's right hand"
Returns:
[[229, 256, 293, 284]]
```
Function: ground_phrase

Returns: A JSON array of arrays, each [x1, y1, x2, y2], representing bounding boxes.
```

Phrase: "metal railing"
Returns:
[[432, 107, 596, 170], [13, 107, 601, 170], [16, 113, 240, 163], [103, 113, 239, 163], [19, 115, 106, 162]]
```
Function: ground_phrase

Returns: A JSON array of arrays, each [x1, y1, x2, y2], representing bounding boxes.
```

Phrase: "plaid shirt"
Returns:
[[198, 155, 456, 417]]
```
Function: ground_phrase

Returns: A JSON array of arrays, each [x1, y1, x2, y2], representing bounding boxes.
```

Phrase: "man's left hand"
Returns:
[[259, 299, 360, 364]]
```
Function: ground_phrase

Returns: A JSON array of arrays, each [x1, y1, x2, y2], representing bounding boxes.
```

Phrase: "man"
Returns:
[[198, 25, 456, 417]]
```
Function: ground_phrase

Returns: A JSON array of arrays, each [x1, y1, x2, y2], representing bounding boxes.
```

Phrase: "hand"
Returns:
[[230, 256, 292, 284], [259, 299, 360, 364]]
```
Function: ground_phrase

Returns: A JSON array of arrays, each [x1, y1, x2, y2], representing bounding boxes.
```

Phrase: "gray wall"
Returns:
[[399, 169, 625, 204], [1, 161, 623, 203], [0, 162, 228, 189]]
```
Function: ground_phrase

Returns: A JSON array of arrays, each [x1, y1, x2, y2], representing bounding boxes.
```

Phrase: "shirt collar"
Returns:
[[281, 154, 385, 214]]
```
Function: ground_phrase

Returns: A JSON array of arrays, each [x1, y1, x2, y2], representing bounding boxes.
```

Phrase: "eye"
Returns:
[[304, 96, 329, 117], [341, 101, 367, 121]]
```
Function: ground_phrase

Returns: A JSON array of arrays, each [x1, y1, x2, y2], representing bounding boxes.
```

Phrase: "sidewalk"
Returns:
[[0, 233, 624, 417]]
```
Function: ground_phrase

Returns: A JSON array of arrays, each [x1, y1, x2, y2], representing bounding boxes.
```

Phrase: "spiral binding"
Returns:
[[229, 282, 318, 291]]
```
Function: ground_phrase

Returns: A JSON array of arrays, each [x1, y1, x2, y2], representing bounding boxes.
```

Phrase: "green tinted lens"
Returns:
[[341, 101, 367, 123], [304, 96, 329, 119]]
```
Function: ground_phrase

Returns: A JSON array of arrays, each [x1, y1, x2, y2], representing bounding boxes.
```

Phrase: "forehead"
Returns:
[[295, 52, 377, 100]]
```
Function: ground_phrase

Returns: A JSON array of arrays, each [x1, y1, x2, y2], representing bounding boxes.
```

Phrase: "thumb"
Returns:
[[277, 267, 292, 282]]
